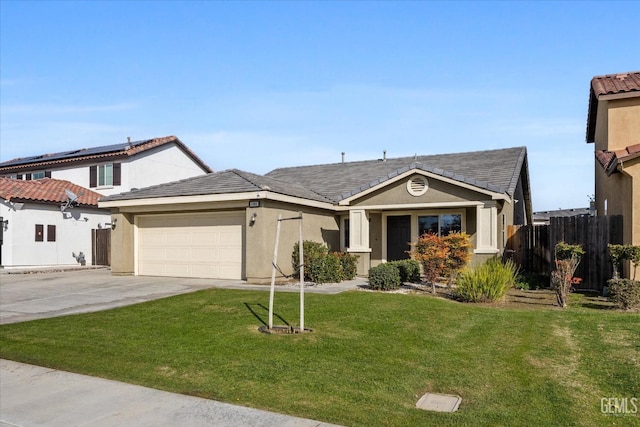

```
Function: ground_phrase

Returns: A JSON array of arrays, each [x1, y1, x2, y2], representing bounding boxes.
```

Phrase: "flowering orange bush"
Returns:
[[413, 233, 449, 294]]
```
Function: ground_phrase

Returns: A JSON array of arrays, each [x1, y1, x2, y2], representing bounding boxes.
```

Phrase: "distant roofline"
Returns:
[[0, 136, 212, 173]]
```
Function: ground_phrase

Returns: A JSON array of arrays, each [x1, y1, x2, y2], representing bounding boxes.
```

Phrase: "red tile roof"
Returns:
[[591, 71, 640, 98], [0, 136, 212, 173], [595, 149, 615, 169], [615, 143, 640, 162], [0, 178, 103, 207]]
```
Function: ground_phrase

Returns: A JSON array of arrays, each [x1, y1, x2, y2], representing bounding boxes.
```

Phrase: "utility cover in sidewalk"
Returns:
[[416, 393, 462, 412]]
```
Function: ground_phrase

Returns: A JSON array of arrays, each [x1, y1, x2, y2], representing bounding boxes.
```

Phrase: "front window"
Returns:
[[418, 214, 462, 236], [31, 171, 45, 179], [98, 164, 113, 186]]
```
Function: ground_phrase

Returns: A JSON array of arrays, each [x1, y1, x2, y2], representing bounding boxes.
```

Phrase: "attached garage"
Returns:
[[137, 212, 244, 279]]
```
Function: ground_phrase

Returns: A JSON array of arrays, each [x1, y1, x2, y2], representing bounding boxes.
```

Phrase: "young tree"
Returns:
[[413, 233, 449, 294], [551, 242, 584, 308]]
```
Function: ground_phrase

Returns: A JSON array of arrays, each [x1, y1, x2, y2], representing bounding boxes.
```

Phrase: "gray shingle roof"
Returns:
[[101, 146, 527, 205], [100, 169, 333, 203], [267, 146, 527, 202]]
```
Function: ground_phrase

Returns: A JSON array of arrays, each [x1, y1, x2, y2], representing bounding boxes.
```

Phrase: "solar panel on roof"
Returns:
[[0, 139, 155, 168]]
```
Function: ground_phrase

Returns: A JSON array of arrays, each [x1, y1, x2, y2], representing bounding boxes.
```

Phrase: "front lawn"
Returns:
[[1, 289, 638, 426]]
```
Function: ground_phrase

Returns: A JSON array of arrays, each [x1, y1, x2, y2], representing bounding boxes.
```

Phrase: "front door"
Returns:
[[387, 215, 411, 261]]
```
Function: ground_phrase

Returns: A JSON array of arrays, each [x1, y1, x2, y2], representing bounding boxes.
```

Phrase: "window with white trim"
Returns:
[[418, 214, 462, 236], [98, 164, 113, 187]]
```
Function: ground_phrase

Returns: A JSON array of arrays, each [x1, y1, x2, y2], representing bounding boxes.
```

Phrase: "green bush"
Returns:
[[308, 252, 344, 284], [368, 263, 401, 290], [335, 252, 359, 280], [608, 279, 640, 310], [555, 242, 585, 260], [291, 241, 358, 283], [515, 273, 549, 290], [292, 241, 329, 281], [389, 259, 421, 283], [456, 257, 519, 303]]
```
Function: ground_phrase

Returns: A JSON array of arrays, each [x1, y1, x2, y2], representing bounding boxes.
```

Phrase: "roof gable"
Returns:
[[0, 178, 103, 207], [0, 136, 212, 173]]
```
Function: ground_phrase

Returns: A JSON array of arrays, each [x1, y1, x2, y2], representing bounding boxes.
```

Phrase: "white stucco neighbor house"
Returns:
[[0, 178, 107, 268], [0, 136, 212, 268]]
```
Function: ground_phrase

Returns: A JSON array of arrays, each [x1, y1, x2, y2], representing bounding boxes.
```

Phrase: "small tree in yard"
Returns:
[[551, 242, 584, 308], [442, 232, 472, 285], [413, 233, 449, 294]]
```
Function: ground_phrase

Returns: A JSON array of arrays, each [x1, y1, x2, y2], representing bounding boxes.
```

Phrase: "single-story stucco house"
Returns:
[[99, 146, 532, 281]]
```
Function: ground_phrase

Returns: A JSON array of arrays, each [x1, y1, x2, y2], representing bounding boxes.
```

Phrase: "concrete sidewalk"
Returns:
[[0, 359, 342, 427]]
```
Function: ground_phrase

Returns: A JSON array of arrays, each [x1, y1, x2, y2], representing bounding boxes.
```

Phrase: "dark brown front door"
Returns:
[[387, 215, 411, 261]]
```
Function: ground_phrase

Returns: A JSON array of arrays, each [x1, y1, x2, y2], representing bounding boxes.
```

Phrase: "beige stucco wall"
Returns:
[[110, 210, 135, 275], [608, 98, 640, 152], [352, 174, 487, 206], [244, 200, 339, 282], [593, 97, 640, 246], [592, 95, 640, 278]]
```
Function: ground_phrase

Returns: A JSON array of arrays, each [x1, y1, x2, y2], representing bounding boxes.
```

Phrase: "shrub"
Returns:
[[389, 259, 421, 283], [515, 273, 549, 290], [608, 279, 640, 310], [413, 233, 449, 294], [308, 252, 343, 284], [551, 242, 584, 308], [442, 232, 472, 284], [608, 244, 640, 280], [291, 241, 358, 283], [368, 263, 401, 290], [292, 241, 329, 281], [456, 257, 518, 303], [335, 252, 359, 281]]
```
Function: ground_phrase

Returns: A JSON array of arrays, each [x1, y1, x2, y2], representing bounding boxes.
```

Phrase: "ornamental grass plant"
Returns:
[[456, 257, 519, 303]]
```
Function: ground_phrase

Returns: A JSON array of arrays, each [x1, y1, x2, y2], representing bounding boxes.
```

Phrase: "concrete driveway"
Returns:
[[0, 268, 364, 325]]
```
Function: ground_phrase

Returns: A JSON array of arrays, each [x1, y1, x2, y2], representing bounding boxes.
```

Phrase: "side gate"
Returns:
[[92, 228, 111, 266]]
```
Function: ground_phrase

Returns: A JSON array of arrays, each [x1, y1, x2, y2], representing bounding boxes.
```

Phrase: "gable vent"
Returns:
[[407, 176, 429, 196]]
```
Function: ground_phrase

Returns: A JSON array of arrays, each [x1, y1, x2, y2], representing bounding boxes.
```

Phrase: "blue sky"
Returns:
[[1, 1, 638, 211]]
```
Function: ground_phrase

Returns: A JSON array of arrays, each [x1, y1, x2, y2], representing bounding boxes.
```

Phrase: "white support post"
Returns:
[[298, 212, 304, 332], [268, 214, 282, 330]]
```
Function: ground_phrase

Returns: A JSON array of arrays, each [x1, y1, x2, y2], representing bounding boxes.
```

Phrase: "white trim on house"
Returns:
[[474, 202, 500, 254], [100, 191, 336, 212]]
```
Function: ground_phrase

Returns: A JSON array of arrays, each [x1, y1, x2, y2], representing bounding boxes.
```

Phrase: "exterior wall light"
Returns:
[[249, 213, 257, 227]]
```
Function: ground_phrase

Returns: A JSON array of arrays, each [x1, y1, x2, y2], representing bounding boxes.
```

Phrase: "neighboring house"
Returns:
[[587, 71, 640, 264], [532, 208, 592, 226], [0, 178, 106, 267], [0, 136, 212, 268], [100, 146, 532, 281], [0, 136, 212, 197]]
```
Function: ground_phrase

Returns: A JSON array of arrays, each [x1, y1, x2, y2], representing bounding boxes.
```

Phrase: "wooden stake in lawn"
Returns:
[[267, 212, 305, 333]]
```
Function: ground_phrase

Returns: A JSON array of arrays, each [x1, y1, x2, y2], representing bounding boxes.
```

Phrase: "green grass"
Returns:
[[1, 289, 639, 426]]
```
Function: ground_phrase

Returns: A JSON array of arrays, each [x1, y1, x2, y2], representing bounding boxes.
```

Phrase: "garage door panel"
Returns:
[[138, 213, 243, 279]]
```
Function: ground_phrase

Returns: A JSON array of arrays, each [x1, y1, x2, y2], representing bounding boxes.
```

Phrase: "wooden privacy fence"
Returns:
[[506, 215, 623, 291]]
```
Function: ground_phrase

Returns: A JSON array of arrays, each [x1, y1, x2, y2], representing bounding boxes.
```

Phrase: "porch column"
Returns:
[[475, 202, 499, 254], [347, 208, 371, 275]]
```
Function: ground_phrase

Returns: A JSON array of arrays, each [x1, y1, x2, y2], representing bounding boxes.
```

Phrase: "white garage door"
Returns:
[[137, 212, 244, 279]]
